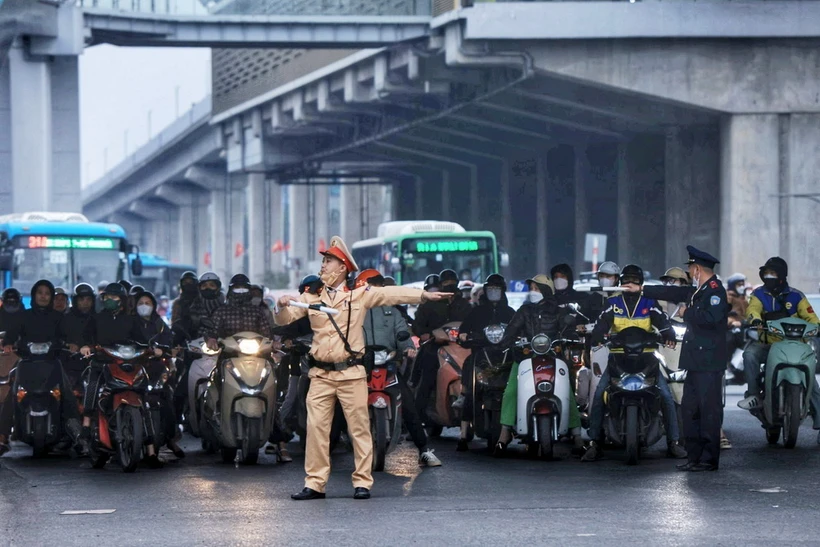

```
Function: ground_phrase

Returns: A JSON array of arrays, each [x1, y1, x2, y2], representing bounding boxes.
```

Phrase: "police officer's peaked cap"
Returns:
[[685, 245, 720, 269], [321, 236, 358, 272]]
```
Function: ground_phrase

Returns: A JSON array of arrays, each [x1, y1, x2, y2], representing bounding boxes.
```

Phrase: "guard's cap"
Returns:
[[685, 245, 720, 269], [321, 236, 358, 272]]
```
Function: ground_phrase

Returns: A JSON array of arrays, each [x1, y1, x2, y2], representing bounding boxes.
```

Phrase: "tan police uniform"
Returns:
[[274, 249, 422, 493]]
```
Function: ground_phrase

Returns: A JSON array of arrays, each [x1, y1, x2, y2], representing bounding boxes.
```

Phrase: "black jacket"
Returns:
[[273, 316, 312, 340], [497, 296, 570, 349], [643, 275, 729, 372], [2, 307, 66, 349], [84, 310, 146, 347], [412, 292, 472, 337], [0, 309, 24, 339], [551, 264, 594, 324], [62, 307, 95, 348], [136, 314, 173, 348], [459, 293, 516, 338]]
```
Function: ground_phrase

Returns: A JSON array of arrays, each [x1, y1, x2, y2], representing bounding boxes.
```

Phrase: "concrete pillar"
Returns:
[[340, 184, 363, 243], [270, 182, 285, 275], [50, 56, 80, 211], [666, 126, 721, 268], [441, 172, 451, 221], [617, 135, 666, 276], [414, 176, 424, 219], [0, 60, 11, 214], [230, 186, 246, 276], [246, 174, 267, 284], [9, 40, 51, 212], [574, 146, 590, 274], [192, 198, 211, 273], [535, 156, 549, 274], [210, 185, 230, 281], [719, 115, 780, 282], [545, 145, 576, 268], [314, 185, 330, 249], [508, 156, 538, 278], [499, 160, 513, 275], [288, 184, 310, 287]]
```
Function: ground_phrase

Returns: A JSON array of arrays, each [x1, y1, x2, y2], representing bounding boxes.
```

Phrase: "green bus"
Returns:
[[351, 221, 508, 286]]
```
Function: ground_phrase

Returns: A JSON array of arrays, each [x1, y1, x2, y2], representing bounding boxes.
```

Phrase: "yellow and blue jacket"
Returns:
[[591, 293, 672, 352], [747, 285, 819, 343]]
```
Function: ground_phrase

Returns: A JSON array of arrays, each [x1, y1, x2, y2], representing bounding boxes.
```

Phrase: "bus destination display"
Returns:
[[25, 236, 118, 250], [409, 238, 490, 253]]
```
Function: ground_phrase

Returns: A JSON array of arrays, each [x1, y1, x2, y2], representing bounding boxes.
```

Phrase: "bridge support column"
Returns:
[[270, 182, 285, 275], [229, 183, 247, 276], [665, 126, 720, 268], [617, 135, 665, 276], [210, 185, 230, 281], [246, 174, 268, 284], [340, 185, 363, 244], [314, 185, 329, 253], [288, 185, 310, 288]]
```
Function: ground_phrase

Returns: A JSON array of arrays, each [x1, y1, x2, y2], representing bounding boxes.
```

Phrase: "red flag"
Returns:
[[271, 240, 283, 253], [235, 243, 244, 258], [284, 243, 291, 252], [204, 252, 211, 266], [318, 238, 327, 253]]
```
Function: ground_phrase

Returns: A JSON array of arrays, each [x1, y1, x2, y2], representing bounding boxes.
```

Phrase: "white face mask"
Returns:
[[763, 275, 777, 280], [599, 277, 615, 288], [735, 284, 746, 294], [527, 291, 544, 304], [486, 287, 502, 302], [136, 304, 153, 318], [232, 288, 250, 294], [553, 278, 569, 291]]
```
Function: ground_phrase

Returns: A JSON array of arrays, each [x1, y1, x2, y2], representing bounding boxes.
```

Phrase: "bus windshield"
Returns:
[[400, 236, 495, 284], [11, 237, 123, 295]]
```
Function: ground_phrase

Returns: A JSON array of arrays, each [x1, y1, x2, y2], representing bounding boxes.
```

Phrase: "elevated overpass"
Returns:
[[5, 0, 820, 287]]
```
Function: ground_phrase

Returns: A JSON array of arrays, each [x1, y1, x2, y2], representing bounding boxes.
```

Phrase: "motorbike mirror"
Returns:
[[396, 331, 411, 342]]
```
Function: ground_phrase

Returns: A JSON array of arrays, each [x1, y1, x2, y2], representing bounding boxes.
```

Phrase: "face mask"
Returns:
[[599, 278, 615, 288], [103, 299, 120, 312], [232, 287, 250, 294], [763, 276, 780, 292], [527, 291, 544, 304], [735, 285, 745, 294], [182, 284, 197, 296], [201, 288, 219, 300], [553, 278, 569, 291], [136, 304, 153, 318], [3, 304, 19, 313], [486, 288, 502, 302], [251, 297, 262, 307], [320, 269, 344, 288]]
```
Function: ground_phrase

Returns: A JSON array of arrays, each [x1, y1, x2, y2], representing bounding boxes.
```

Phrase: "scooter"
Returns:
[[514, 333, 572, 460], [144, 349, 176, 454], [461, 324, 512, 450], [9, 342, 66, 458], [368, 345, 402, 472], [578, 324, 606, 426], [421, 321, 470, 437], [199, 332, 277, 465], [601, 327, 665, 465], [87, 343, 152, 472], [747, 318, 819, 448], [185, 337, 220, 439]]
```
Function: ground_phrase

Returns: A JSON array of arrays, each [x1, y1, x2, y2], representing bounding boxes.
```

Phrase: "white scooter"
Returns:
[[514, 334, 572, 460], [186, 337, 221, 439]]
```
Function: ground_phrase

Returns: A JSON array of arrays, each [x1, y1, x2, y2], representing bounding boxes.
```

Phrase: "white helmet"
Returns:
[[598, 261, 621, 276]]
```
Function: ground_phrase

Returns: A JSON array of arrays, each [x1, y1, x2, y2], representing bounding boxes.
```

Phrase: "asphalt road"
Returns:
[[3, 387, 820, 546]]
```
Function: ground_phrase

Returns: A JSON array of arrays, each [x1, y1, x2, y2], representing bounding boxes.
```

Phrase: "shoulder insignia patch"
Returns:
[[709, 281, 718, 289], [641, 308, 649, 315], [809, 306, 816, 314], [785, 302, 793, 310], [710, 295, 721, 306]]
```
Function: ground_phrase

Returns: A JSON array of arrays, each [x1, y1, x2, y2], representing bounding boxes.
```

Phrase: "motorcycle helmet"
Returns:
[[383, 276, 396, 287], [179, 270, 198, 294], [619, 264, 645, 286], [129, 285, 145, 296], [439, 269, 459, 285], [229, 273, 251, 290], [484, 273, 506, 290], [355, 269, 384, 289], [118, 279, 133, 293], [299, 274, 321, 294], [179, 270, 197, 286], [424, 274, 441, 292], [102, 282, 127, 298], [598, 261, 621, 276], [72, 283, 96, 307], [198, 271, 222, 289], [2, 288, 21, 303]]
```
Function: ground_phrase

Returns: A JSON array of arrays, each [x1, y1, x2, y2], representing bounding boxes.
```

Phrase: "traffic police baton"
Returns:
[[574, 286, 624, 293], [288, 301, 340, 316]]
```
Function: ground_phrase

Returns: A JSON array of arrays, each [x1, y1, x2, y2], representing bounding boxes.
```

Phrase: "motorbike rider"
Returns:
[[251, 284, 274, 326], [171, 271, 200, 334], [726, 273, 749, 321], [551, 264, 593, 326], [79, 283, 165, 467], [61, 283, 97, 390], [356, 269, 442, 467], [493, 274, 582, 456], [738, 258, 820, 438], [582, 265, 687, 461], [1, 280, 85, 454], [588, 261, 621, 319], [0, 288, 24, 454], [135, 290, 185, 459], [53, 287, 69, 313], [411, 269, 472, 423], [0, 288, 25, 332], [453, 274, 516, 451]]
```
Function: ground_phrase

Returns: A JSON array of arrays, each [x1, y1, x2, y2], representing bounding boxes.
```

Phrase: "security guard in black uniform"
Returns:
[[638, 246, 729, 471]]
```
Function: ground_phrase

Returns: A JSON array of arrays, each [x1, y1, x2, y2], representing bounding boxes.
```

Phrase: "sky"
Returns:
[[79, 46, 212, 186]]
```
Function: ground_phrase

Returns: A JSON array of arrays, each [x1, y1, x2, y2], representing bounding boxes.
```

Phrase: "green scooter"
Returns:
[[755, 318, 819, 448]]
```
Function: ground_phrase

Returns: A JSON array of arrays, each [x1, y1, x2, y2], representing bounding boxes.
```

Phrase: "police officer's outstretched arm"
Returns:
[[642, 285, 694, 304]]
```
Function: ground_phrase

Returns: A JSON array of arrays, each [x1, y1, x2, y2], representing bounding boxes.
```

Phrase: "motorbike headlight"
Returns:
[[531, 334, 551, 355], [372, 396, 388, 409], [484, 325, 506, 345], [374, 350, 390, 366], [28, 342, 51, 355], [107, 345, 138, 360], [619, 374, 646, 392], [536, 380, 553, 394], [238, 339, 261, 356]]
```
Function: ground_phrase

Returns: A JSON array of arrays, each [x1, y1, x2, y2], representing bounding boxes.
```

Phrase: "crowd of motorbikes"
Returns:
[[2, 281, 818, 472]]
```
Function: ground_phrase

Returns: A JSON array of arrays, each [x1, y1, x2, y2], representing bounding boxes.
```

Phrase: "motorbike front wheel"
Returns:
[[116, 406, 143, 473], [31, 416, 48, 458], [241, 417, 261, 465], [536, 415, 554, 461], [625, 405, 639, 466], [371, 407, 388, 472], [782, 383, 803, 449]]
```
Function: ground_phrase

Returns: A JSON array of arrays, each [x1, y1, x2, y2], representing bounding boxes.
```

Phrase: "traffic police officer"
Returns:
[[275, 237, 448, 500], [638, 246, 729, 471]]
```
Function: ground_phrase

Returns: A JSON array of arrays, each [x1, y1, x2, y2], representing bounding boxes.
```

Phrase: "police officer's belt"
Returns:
[[310, 357, 362, 372]]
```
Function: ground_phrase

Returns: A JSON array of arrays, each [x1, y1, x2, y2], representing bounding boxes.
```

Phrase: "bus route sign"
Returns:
[[26, 236, 118, 250]]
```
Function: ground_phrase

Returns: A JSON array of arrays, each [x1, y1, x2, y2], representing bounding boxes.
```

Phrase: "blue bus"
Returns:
[[0, 212, 142, 304], [128, 253, 196, 299]]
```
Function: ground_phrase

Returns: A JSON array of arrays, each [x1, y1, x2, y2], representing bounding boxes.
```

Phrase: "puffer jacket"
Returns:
[[459, 292, 516, 338], [497, 295, 570, 349]]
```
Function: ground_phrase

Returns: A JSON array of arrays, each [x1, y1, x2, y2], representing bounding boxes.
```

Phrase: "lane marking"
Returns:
[[61, 509, 116, 515]]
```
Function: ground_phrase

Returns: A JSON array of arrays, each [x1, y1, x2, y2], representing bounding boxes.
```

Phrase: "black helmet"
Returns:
[[179, 270, 198, 288], [299, 274, 320, 294], [424, 274, 441, 291], [118, 279, 133, 293], [383, 276, 396, 287], [759, 257, 788, 281], [439, 269, 458, 284], [103, 282, 127, 298], [229, 274, 251, 289], [129, 285, 145, 296], [2, 288, 21, 303], [620, 264, 645, 286], [72, 283, 96, 307], [484, 273, 506, 289]]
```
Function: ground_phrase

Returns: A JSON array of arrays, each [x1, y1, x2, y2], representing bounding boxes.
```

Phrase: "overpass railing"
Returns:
[[78, 0, 433, 16]]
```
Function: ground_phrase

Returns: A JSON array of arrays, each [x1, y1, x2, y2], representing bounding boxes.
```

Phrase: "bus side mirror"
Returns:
[[130, 244, 143, 276], [499, 251, 510, 268]]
